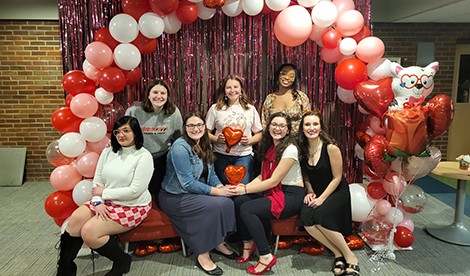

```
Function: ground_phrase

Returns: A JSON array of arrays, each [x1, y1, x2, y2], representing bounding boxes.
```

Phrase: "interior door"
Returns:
[[447, 44, 470, 160]]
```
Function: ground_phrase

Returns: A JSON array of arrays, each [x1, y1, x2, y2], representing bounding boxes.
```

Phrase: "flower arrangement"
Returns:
[[456, 155, 470, 170]]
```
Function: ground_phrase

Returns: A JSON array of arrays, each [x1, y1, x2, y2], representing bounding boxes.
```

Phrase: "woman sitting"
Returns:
[[158, 111, 238, 275], [56, 116, 154, 276], [234, 112, 304, 275]]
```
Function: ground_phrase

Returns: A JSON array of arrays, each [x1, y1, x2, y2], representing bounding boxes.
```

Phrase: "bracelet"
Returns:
[[244, 186, 247, 194]]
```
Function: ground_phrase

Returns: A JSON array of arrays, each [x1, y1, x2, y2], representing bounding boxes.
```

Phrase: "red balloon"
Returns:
[[335, 58, 368, 90], [131, 33, 157, 55], [65, 94, 73, 107], [54, 217, 67, 227], [176, 0, 198, 24], [98, 67, 126, 93], [94, 27, 120, 51], [394, 226, 414, 248], [44, 190, 79, 219], [51, 107, 84, 133], [261, 3, 272, 14], [121, 0, 150, 21], [322, 29, 342, 49], [367, 181, 387, 200], [364, 135, 391, 178], [149, 0, 179, 16], [123, 67, 142, 86], [354, 77, 394, 118], [426, 94, 454, 140], [356, 131, 371, 148], [363, 165, 382, 180], [62, 70, 97, 96], [349, 26, 370, 44]]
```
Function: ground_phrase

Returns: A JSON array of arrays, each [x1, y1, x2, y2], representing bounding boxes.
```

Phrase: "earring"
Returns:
[[224, 95, 228, 100]]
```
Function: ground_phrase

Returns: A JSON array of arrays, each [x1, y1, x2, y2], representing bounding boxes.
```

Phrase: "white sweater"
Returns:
[[91, 146, 153, 207]]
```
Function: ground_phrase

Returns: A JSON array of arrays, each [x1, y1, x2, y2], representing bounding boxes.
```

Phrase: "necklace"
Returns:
[[308, 141, 321, 158]]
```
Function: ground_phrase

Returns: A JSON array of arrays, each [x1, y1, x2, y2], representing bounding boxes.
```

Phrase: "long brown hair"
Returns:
[[182, 111, 216, 164], [297, 111, 338, 161], [141, 79, 176, 115], [257, 112, 298, 162], [215, 74, 249, 111]]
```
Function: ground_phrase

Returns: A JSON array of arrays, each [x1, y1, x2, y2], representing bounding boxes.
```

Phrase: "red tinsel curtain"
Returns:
[[57, 0, 371, 183]]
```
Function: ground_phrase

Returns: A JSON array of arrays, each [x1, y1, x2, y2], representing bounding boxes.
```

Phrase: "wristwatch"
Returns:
[[92, 201, 103, 207]]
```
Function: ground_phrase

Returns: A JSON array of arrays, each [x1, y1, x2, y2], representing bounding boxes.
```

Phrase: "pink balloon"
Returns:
[[70, 93, 99, 119], [375, 199, 392, 216], [87, 136, 110, 154], [274, 5, 312, 47], [356, 36, 385, 63], [337, 86, 357, 104], [332, 0, 355, 20], [382, 171, 406, 196], [84, 64, 101, 80], [336, 10, 364, 37], [84, 42, 113, 69], [398, 214, 415, 232], [50, 165, 83, 191], [320, 46, 343, 64], [309, 25, 331, 42], [75, 151, 99, 178], [369, 115, 386, 135]]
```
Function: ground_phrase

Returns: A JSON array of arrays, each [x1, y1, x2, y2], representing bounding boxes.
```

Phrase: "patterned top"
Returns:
[[261, 91, 311, 133]]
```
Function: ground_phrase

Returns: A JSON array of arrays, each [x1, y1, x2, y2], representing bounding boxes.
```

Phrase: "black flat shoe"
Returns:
[[211, 249, 240, 260], [196, 260, 224, 275]]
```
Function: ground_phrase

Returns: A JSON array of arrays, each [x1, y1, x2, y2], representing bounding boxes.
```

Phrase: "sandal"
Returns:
[[343, 263, 360, 276], [332, 256, 346, 276]]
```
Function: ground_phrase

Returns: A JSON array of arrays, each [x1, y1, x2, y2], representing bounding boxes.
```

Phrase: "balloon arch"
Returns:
[[47, 0, 454, 258]]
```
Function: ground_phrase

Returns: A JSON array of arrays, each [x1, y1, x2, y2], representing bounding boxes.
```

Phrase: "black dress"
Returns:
[[298, 143, 352, 236]]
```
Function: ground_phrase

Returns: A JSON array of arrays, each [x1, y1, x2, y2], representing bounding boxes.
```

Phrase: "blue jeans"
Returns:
[[214, 152, 253, 185]]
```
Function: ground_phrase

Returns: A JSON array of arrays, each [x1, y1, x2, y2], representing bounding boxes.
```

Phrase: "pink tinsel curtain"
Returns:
[[58, 0, 372, 183]]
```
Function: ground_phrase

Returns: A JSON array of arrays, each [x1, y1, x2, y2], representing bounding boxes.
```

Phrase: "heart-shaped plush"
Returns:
[[222, 126, 243, 153], [354, 77, 394, 118], [224, 165, 246, 185], [203, 0, 225, 8]]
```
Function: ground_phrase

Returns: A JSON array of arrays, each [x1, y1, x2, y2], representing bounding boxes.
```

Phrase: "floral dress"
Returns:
[[261, 91, 310, 133]]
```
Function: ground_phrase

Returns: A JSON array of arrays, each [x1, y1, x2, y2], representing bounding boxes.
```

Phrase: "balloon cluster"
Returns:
[[346, 60, 454, 250]]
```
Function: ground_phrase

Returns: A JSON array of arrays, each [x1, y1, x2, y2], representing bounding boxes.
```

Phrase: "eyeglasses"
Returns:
[[270, 123, 287, 130], [113, 128, 132, 136], [186, 123, 205, 130], [400, 74, 433, 89]]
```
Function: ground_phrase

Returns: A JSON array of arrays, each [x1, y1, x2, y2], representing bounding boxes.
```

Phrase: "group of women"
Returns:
[[55, 64, 359, 276]]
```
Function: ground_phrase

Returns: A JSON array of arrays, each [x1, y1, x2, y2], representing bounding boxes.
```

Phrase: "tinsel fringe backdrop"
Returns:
[[57, 0, 372, 183]]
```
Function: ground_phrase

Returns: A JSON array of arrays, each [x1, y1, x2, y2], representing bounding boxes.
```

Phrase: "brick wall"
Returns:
[[373, 22, 470, 160], [0, 20, 63, 182]]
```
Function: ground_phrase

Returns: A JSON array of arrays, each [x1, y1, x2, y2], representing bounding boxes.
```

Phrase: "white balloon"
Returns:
[[188, 0, 203, 2], [337, 86, 356, 104], [59, 133, 86, 158], [339, 37, 357, 56], [109, 14, 139, 43], [163, 12, 182, 34], [385, 208, 404, 225], [139, 12, 164, 39], [79, 117, 107, 142], [82, 59, 91, 71], [241, 0, 263, 16], [350, 183, 376, 222], [354, 143, 364, 161], [311, 1, 338, 27], [265, 0, 290, 11], [298, 0, 320, 8], [197, 2, 216, 20], [60, 217, 70, 233], [113, 43, 141, 71], [367, 58, 392, 81], [72, 179, 93, 206], [95, 87, 114, 105], [222, 0, 243, 17]]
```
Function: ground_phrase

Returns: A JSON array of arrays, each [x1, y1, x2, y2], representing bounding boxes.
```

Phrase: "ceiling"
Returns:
[[0, 0, 470, 22]]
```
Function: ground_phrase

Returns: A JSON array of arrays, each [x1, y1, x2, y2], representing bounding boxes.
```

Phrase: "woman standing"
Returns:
[[297, 111, 359, 276], [159, 111, 238, 275], [261, 63, 310, 134], [125, 79, 182, 199], [234, 112, 304, 275], [56, 116, 153, 276], [206, 75, 263, 184]]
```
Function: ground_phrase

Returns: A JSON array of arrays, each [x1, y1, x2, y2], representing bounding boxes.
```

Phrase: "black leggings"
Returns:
[[234, 185, 304, 255]]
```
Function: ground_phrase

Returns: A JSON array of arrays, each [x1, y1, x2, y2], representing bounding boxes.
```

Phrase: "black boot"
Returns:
[[57, 231, 83, 276], [93, 237, 131, 276]]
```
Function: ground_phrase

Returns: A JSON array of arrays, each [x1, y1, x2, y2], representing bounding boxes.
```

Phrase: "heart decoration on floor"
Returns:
[[224, 165, 246, 185], [298, 240, 324, 255], [345, 235, 365, 250], [222, 126, 243, 153]]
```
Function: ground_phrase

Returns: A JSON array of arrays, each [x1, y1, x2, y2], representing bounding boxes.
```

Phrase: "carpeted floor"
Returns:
[[1, 181, 470, 276]]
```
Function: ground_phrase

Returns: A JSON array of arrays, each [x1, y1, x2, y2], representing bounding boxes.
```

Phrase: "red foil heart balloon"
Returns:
[[345, 235, 365, 250], [203, 0, 225, 8], [224, 165, 246, 185], [426, 94, 453, 140], [298, 240, 324, 255], [354, 77, 394, 118], [158, 238, 181, 253], [222, 126, 243, 153], [364, 135, 391, 178]]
